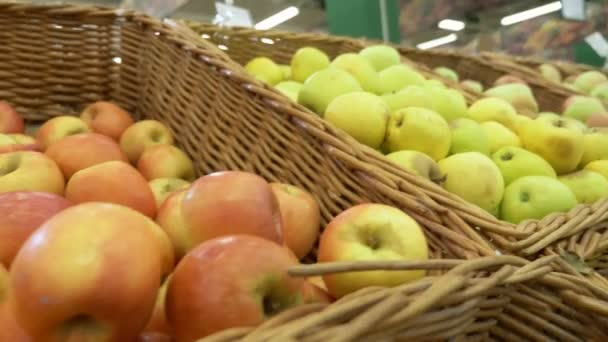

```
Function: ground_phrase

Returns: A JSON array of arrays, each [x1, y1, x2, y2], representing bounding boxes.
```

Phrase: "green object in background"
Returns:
[[325, 0, 401, 44], [574, 40, 606, 67]]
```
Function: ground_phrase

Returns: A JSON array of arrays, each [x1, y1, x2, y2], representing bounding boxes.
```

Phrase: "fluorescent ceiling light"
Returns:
[[417, 33, 457, 50], [438, 19, 465, 31], [501, 1, 562, 26], [254, 6, 299, 30]]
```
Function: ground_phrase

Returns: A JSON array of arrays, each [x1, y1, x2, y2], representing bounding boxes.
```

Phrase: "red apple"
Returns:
[[302, 280, 333, 304], [156, 190, 190, 260], [0, 151, 65, 195], [137, 145, 195, 181], [119, 120, 174, 163], [0, 101, 24, 134], [270, 183, 320, 259], [166, 235, 308, 340], [0, 192, 71, 266], [8, 203, 168, 341], [35, 115, 91, 150], [135, 332, 172, 342], [0, 303, 31, 342], [80, 101, 135, 141], [65, 161, 157, 218], [45, 133, 128, 179], [318, 204, 429, 298]]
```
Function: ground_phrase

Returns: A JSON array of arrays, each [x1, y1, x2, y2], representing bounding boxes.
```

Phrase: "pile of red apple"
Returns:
[[0, 101, 429, 341]]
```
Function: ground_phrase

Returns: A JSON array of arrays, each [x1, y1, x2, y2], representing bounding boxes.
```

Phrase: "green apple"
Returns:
[[520, 116, 584, 174], [324, 92, 389, 149], [0, 134, 16, 146], [423, 85, 468, 122], [425, 79, 445, 88], [562, 95, 606, 122], [331, 53, 382, 94], [380, 85, 433, 113], [274, 81, 303, 102], [290, 47, 330, 83], [460, 79, 484, 93], [480, 121, 521, 153], [386, 150, 444, 183], [492, 146, 556, 185], [244, 57, 283, 85], [359, 45, 401, 71], [434, 66, 459, 82], [484, 83, 539, 115], [580, 128, 608, 167], [500, 176, 577, 223], [385, 107, 451, 161], [438, 152, 504, 213], [538, 64, 562, 83], [298, 67, 362, 115], [559, 170, 608, 203], [585, 160, 608, 180], [449, 118, 490, 155], [513, 115, 533, 137], [574, 71, 607, 94], [590, 82, 608, 102], [537, 113, 586, 133], [468, 97, 518, 131], [377, 64, 425, 94], [279, 65, 291, 80]]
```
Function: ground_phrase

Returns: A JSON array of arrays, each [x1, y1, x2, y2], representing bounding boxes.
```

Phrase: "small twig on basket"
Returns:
[[288, 259, 463, 277]]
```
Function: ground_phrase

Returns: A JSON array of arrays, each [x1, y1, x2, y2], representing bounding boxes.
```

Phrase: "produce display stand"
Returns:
[[0, 3, 607, 340]]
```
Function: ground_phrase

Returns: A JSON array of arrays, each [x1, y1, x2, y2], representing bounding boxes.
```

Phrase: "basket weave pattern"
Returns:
[[0, 4, 607, 340]]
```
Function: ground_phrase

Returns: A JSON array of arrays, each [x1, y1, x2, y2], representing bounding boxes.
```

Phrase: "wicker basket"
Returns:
[[1, 4, 607, 340]]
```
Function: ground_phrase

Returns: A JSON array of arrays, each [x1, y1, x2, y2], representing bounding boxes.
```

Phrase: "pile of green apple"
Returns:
[[245, 45, 608, 224], [0, 101, 431, 340]]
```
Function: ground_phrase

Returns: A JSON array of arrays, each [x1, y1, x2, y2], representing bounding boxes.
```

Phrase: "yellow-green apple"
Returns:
[[386, 150, 444, 183], [385, 107, 451, 161], [438, 152, 504, 213], [274, 81, 303, 102], [537, 112, 587, 133], [279, 65, 291, 80], [590, 82, 608, 102], [585, 160, 608, 180], [520, 116, 584, 174], [317, 204, 428, 298], [574, 71, 607, 94], [580, 128, 608, 166], [538, 64, 561, 83], [244, 57, 283, 85], [425, 79, 445, 88], [156, 189, 190, 260], [587, 113, 608, 128], [137, 145, 195, 181], [513, 114, 533, 137], [562, 95, 607, 122], [35, 115, 90, 150], [460, 79, 484, 93], [500, 175, 577, 223], [491, 146, 556, 185], [377, 64, 425, 94], [270, 183, 320, 259], [449, 118, 490, 155], [149, 178, 190, 208], [181, 171, 282, 245], [559, 170, 608, 204], [380, 85, 433, 112], [119, 120, 174, 163], [0, 102, 24, 134], [298, 67, 362, 115], [143, 275, 171, 336], [7, 134, 39, 150], [80, 101, 134, 141], [8, 203, 169, 341], [484, 83, 539, 115], [65, 161, 157, 218], [423, 84, 468, 121], [331, 53, 382, 94], [0, 151, 64, 195], [359, 45, 401, 71], [480, 121, 521, 153], [434, 66, 458, 82], [45, 133, 128, 179], [493, 75, 526, 86], [324, 92, 388, 149], [290, 47, 330, 83], [0, 191, 71, 266], [468, 97, 518, 130], [166, 235, 312, 340]]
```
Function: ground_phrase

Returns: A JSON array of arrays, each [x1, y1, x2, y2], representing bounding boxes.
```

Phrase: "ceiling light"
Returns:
[[254, 6, 299, 30], [417, 33, 458, 50], [501, 1, 562, 26], [438, 19, 465, 31]]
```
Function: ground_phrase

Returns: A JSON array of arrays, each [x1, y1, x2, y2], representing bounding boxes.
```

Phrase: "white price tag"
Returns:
[[215, 2, 253, 27], [585, 32, 608, 57]]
